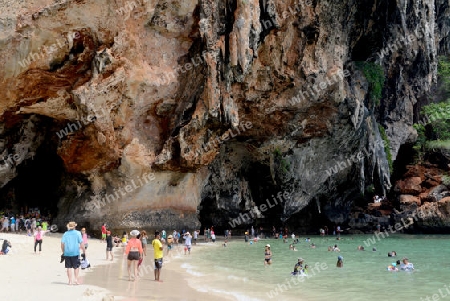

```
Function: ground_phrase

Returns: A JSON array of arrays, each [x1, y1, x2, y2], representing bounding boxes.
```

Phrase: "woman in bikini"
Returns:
[[264, 244, 272, 266]]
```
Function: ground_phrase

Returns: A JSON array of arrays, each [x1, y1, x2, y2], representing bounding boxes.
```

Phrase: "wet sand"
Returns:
[[85, 242, 232, 301]]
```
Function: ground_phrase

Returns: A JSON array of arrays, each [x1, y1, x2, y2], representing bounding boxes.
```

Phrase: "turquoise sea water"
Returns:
[[181, 234, 450, 301]]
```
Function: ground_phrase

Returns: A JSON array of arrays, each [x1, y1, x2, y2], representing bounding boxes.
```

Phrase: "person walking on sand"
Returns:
[[106, 231, 113, 261], [101, 223, 107, 243], [152, 231, 164, 282], [137, 230, 148, 273], [61, 221, 85, 285], [81, 228, 89, 251], [34, 226, 48, 254], [124, 230, 143, 281], [1, 216, 9, 232]]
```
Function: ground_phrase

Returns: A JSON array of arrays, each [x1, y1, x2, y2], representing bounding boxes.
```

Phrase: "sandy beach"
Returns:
[[0, 232, 231, 301]]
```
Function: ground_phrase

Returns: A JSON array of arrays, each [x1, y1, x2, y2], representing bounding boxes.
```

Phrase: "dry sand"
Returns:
[[0, 232, 232, 301]]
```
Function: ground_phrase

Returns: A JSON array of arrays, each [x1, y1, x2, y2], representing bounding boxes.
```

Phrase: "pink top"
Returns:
[[35, 230, 45, 240], [82, 233, 88, 244]]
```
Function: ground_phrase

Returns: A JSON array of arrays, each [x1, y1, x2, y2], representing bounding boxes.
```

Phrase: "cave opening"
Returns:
[[391, 143, 415, 185], [0, 116, 65, 220]]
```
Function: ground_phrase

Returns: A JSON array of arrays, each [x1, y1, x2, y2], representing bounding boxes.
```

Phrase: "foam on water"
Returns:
[[181, 262, 205, 277]]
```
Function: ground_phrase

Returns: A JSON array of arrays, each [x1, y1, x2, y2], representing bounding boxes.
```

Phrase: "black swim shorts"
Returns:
[[127, 251, 140, 261], [65, 255, 80, 269], [154, 258, 163, 269]]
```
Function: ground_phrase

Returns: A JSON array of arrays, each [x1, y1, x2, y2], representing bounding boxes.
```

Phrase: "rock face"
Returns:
[[0, 0, 449, 233]]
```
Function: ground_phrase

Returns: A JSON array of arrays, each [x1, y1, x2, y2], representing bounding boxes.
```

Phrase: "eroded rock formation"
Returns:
[[0, 0, 449, 233]]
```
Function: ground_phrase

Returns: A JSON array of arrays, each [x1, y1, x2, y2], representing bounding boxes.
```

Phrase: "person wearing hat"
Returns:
[[293, 258, 304, 275], [337, 255, 343, 268], [124, 230, 143, 281], [183, 232, 192, 255], [61, 221, 85, 285], [264, 244, 272, 266]]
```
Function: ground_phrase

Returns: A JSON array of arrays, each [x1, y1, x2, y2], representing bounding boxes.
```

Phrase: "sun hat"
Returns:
[[168, 235, 173, 239], [265, 244, 270, 248], [130, 229, 140, 236], [66, 221, 77, 230], [298, 258, 304, 261]]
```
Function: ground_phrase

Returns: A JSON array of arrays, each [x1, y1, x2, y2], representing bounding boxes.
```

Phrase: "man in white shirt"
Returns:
[[193, 230, 198, 245], [184, 232, 192, 255]]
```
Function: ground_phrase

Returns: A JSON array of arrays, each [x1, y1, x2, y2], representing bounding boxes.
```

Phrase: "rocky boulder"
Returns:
[[395, 177, 423, 195]]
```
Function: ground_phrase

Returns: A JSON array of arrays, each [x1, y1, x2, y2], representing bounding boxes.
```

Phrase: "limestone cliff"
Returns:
[[0, 0, 449, 233]]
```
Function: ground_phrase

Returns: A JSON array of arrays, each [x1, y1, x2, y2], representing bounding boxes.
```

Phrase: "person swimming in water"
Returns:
[[292, 258, 304, 275], [357, 245, 365, 251], [400, 257, 414, 271], [387, 262, 398, 271], [264, 244, 272, 266]]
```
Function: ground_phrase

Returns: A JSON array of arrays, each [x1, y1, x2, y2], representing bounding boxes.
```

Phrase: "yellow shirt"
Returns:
[[152, 238, 163, 259]]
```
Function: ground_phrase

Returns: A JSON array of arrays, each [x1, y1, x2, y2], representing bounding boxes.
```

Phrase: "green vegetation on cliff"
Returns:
[[438, 56, 450, 94], [414, 56, 450, 153], [356, 61, 385, 106]]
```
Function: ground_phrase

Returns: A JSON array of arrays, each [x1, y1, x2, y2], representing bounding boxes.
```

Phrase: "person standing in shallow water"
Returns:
[[337, 255, 343, 268], [264, 244, 272, 266], [152, 231, 164, 282]]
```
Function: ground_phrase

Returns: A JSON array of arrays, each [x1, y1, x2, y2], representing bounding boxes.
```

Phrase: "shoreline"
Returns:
[[84, 240, 233, 301]]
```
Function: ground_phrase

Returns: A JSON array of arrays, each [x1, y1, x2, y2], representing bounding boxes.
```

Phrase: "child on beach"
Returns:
[[80, 253, 91, 269], [81, 228, 88, 250], [101, 223, 107, 243], [34, 226, 48, 254], [121, 231, 128, 247], [1, 239, 11, 254]]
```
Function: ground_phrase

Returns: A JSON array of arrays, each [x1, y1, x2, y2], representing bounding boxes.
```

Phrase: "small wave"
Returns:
[[197, 286, 263, 301], [180, 263, 204, 277], [227, 275, 249, 282]]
